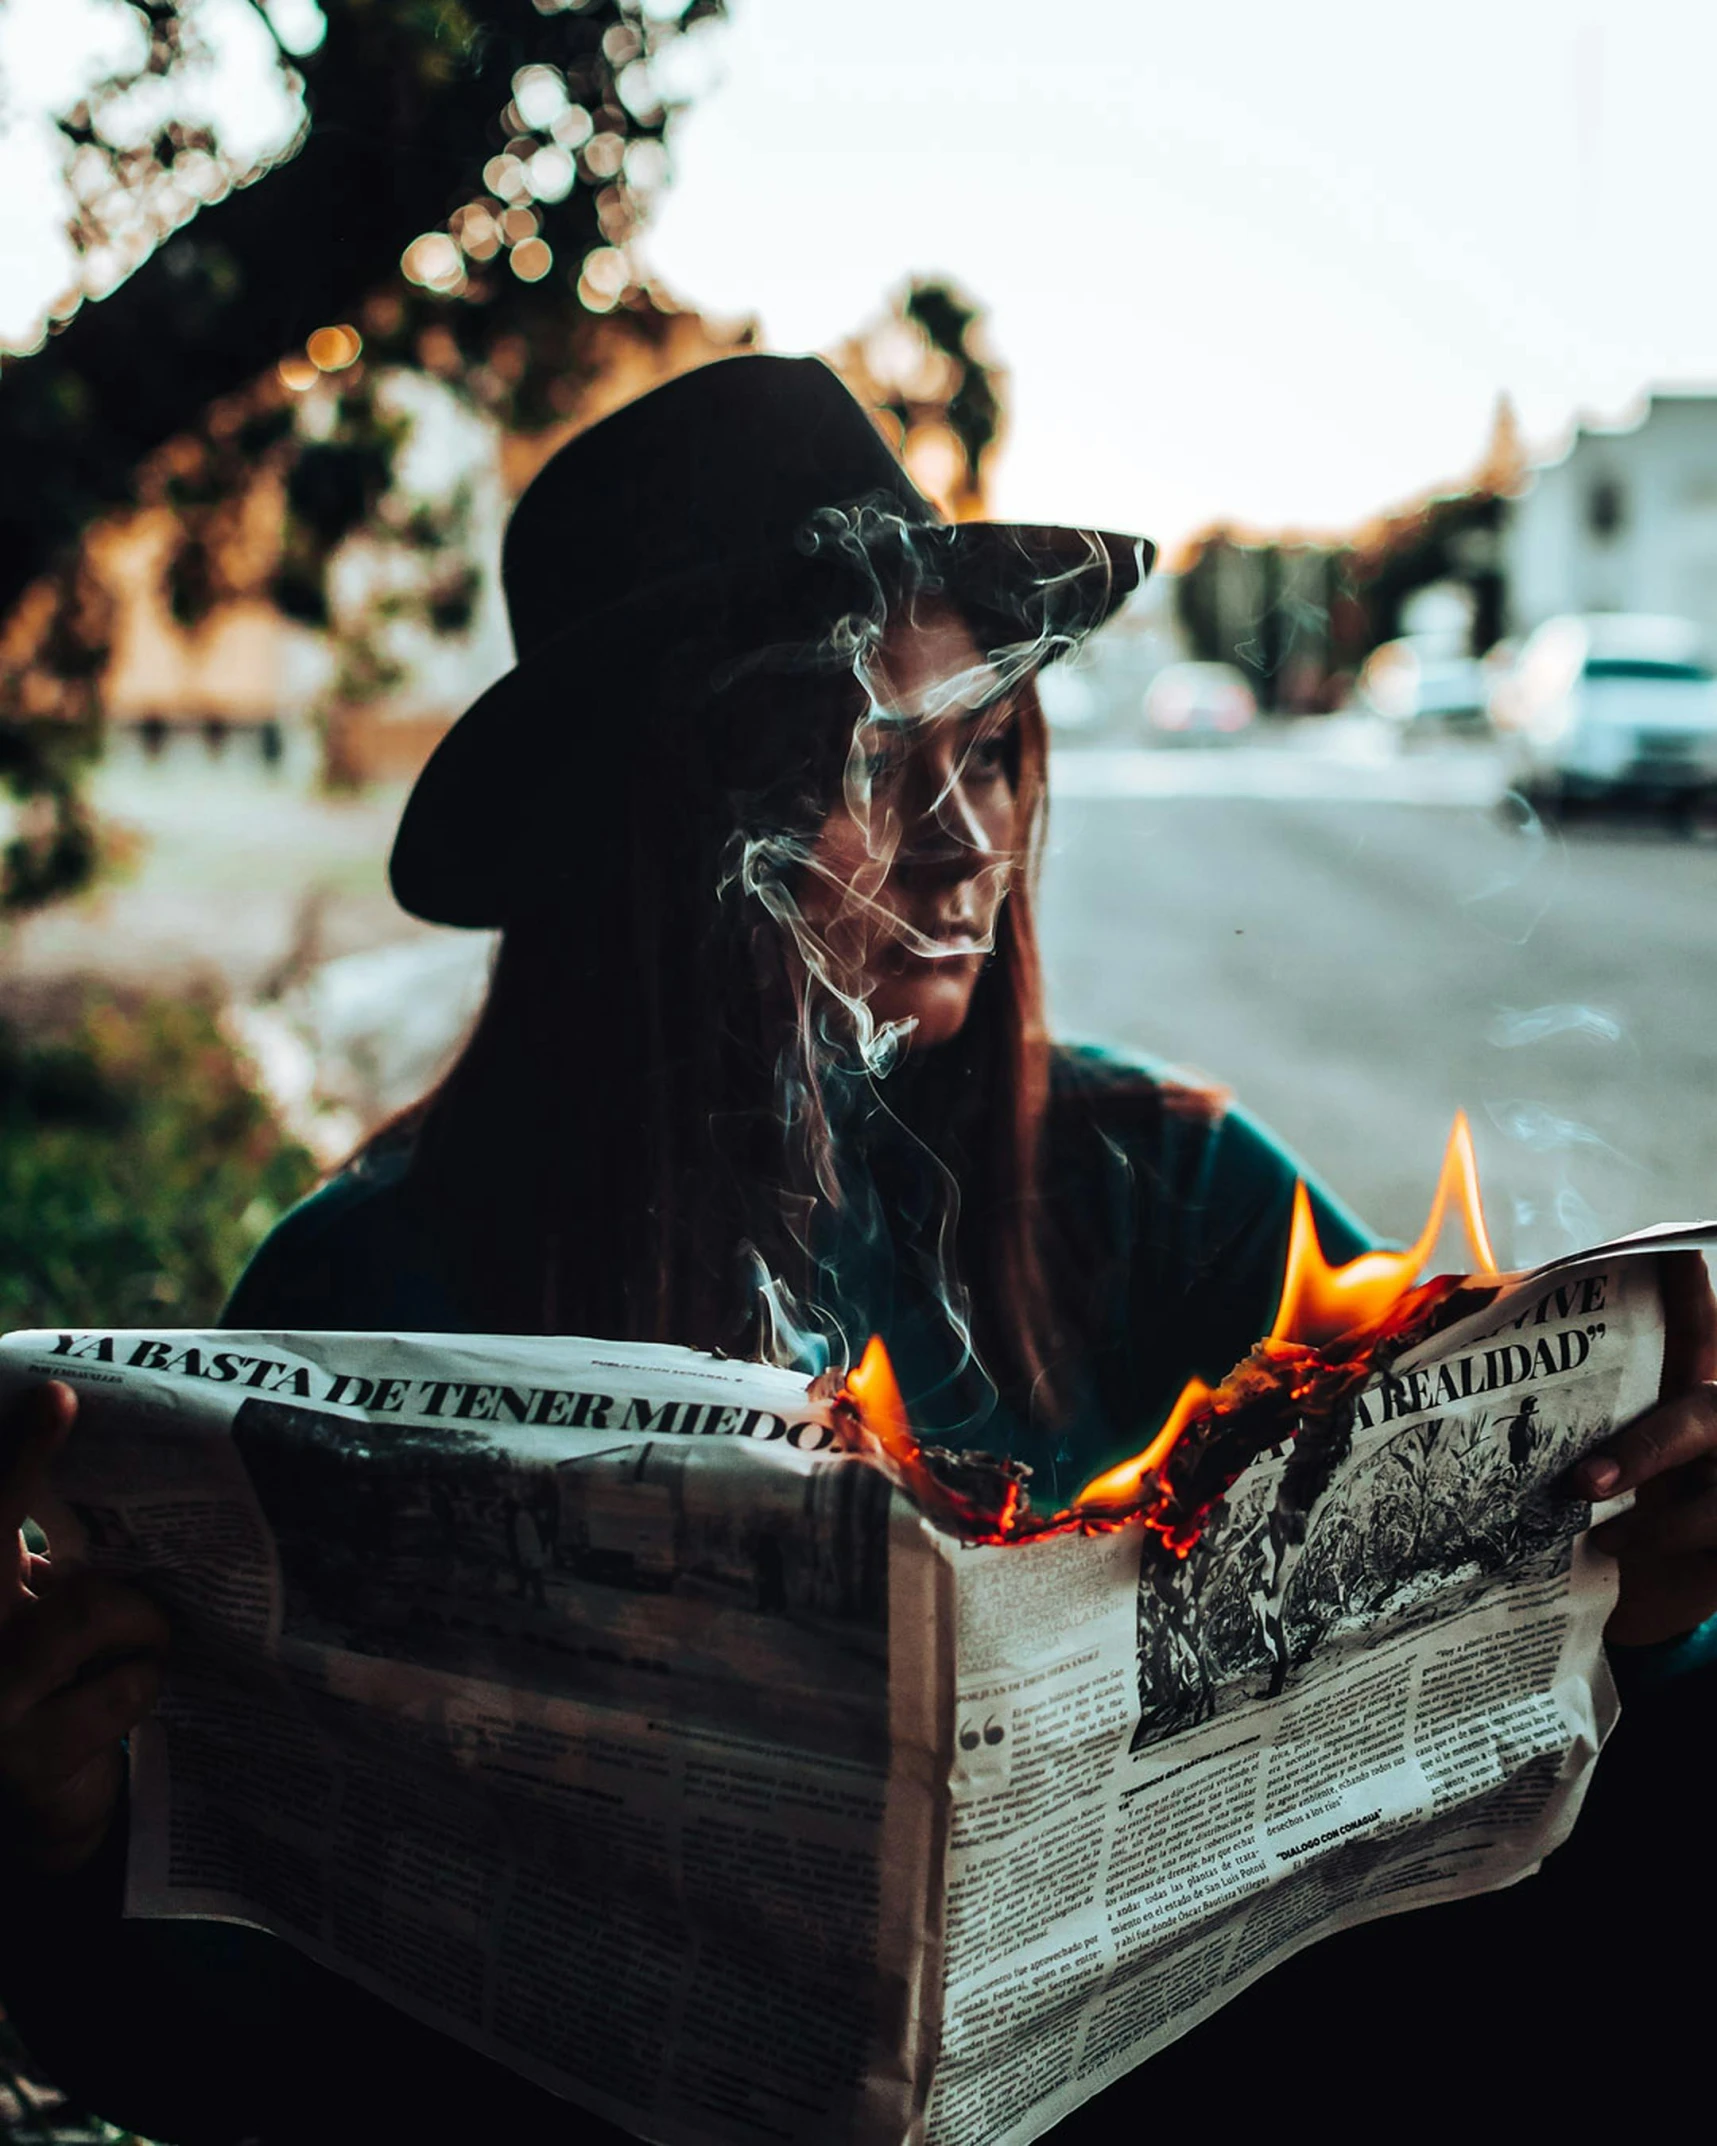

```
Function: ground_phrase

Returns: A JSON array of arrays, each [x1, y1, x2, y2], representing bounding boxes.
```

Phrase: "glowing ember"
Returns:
[[835, 1114, 1508, 1555]]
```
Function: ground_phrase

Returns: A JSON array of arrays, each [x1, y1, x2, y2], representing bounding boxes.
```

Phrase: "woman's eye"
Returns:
[[968, 730, 1014, 778]]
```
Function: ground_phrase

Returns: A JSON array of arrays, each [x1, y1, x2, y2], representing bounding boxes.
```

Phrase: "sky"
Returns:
[[642, 0, 1717, 549], [4, 0, 1717, 551]]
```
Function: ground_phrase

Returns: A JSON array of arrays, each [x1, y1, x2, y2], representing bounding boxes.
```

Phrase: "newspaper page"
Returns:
[[0, 1224, 1708, 2145], [4, 1331, 924, 2146], [918, 1235, 1688, 2146]]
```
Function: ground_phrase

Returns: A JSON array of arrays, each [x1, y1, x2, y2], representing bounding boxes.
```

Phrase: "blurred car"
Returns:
[[1355, 639, 1490, 733], [1142, 662, 1257, 741], [1495, 613, 1717, 808], [1034, 661, 1103, 735]]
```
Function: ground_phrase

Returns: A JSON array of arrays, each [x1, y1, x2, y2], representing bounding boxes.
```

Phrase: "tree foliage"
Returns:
[[0, 0, 726, 906], [830, 275, 1006, 519], [1175, 488, 1509, 707]]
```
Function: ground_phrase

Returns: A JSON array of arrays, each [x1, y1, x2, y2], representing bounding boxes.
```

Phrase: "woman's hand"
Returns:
[[0, 1382, 169, 1876], [1575, 1251, 1717, 1648]]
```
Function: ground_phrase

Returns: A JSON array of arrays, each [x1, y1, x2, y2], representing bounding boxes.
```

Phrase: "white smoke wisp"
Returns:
[[1486, 1097, 1640, 1266], [1462, 790, 1568, 947], [1485, 1003, 1626, 1050], [744, 1246, 837, 1378], [1485, 1098, 1640, 1163]]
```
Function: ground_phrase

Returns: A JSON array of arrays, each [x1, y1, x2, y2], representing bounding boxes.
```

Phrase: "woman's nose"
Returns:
[[904, 765, 999, 871]]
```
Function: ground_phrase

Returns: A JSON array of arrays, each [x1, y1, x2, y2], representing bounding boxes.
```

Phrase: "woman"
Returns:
[[4, 356, 1716, 2141], [220, 357, 1376, 1493]]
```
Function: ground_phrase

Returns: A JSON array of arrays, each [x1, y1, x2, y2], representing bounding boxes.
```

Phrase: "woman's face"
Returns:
[[798, 600, 1022, 1051]]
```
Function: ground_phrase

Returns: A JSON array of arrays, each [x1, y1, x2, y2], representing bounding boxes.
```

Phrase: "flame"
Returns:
[[841, 1334, 1026, 1537], [1074, 1377, 1214, 1513], [1268, 1109, 1497, 1350], [836, 1114, 1503, 1553], [845, 1334, 915, 1466]]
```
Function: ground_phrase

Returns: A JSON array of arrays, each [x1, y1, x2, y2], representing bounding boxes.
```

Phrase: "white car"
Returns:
[[1356, 639, 1490, 732], [1142, 662, 1257, 741], [1497, 614, 1717, 807]]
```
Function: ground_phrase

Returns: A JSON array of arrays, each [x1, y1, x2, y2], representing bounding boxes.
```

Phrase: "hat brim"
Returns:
[[390, 521, 1153, 929]]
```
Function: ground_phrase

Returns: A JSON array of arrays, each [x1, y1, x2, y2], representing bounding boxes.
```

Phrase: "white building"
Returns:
[[1504, 392, 1717, 645]]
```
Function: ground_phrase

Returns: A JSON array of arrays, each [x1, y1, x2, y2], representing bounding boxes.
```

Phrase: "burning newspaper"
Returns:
[[5, 1217, 1713, 2146]]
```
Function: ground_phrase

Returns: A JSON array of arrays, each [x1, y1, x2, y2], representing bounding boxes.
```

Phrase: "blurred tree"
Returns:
[[1177, 482, 1513, 705], [0, 0, 728, 901], [830, 276, 1006, 519], [0, 0, 726, 609]]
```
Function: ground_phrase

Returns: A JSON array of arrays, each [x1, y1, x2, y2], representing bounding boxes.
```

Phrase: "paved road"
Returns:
[[1038, 751, 1717, 1262]]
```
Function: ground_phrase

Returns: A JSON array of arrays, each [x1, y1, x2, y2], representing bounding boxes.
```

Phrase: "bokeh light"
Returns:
[[305, 323, 361, 371], [511, 63, 568, 130], [552, 103, 594, 150], [581, 246, 627, 297], [527, 144, 575, 202], [450, 202, 501, 261], [578, 244, 628, 312], [510, 237, 553, 282], [276, 354, 318, 392], [481, 153, 530, 202], [400, 232, 463, 291], [623, 138, 669, 192], [583, 130, 626, 180]]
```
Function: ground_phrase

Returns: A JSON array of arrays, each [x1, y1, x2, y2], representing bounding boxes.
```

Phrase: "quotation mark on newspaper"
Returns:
[[953, 1704, 1014, 1783]]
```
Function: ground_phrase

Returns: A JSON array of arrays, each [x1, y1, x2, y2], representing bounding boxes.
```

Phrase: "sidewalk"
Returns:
[[0, 756, 437, 1001]]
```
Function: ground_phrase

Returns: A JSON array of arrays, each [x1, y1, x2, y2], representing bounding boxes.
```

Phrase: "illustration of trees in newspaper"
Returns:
[[1130, 1374, 1602, 1752]]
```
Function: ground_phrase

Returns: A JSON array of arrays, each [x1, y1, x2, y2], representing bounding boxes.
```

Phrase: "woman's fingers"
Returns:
[[0, 1382, 74, 1603], [1658, 1251, 1717, 1398], [1592, 1468, 1717, 1558], [0, 1652, 163, 1800], [0, 1569, 170, 1729], [1574, 1383, 1717, 1499], [0, 1744, 127, 1875]]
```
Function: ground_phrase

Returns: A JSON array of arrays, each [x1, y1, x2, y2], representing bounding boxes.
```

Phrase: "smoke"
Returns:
[[1461, 789, 1567, 947], [714, 496, 1118, 1434], [1485, 1019, 1636, 1263], [1485, 1003, 1625, 1050], [745, 1248, 835, 1378], [1483, 1098, 1637, 1161]]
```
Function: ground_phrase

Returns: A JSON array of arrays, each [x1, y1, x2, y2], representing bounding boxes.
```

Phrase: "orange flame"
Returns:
[[842, 1334, 1026, 1536], [1074, 1376, 1215, 1513], [837, 1114, 1502, 1550], [1268, 1109, 1497, 1349], [845, 1334, 915, 1466]]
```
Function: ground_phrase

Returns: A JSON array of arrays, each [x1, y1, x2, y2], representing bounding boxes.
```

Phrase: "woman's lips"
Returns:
[[883, 914, 992, 964]]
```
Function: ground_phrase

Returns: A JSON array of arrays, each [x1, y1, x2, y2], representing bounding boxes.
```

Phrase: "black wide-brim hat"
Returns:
[[390, 353, 1154, 927]]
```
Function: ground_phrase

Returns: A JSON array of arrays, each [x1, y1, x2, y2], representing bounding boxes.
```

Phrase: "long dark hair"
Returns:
[[397, 627, 1064, 1419]]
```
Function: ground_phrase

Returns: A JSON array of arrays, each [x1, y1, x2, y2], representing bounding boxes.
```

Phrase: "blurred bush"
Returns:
[[0, 992, 317, 1333]]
